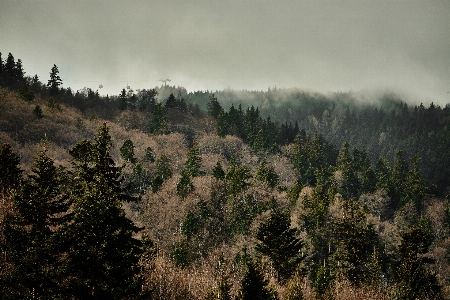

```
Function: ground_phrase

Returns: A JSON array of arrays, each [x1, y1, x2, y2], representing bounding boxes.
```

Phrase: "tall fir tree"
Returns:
[[0, 144, 22, 195], [62, 123, 143, 299], [2, 144, 71, 299], [47, 64, 62, 96], [256, 208, 304, 282]]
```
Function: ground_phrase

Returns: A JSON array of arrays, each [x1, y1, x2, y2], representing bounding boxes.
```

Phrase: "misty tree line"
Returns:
[[3, 51, 449, 195]]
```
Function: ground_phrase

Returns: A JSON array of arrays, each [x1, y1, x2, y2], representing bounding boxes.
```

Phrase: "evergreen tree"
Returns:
[[62, 123, 143, 299], [118, 88, 127, 110], [184, 142, 202, 177], [225, 160, 251, 196], [120, 139, 136, 163], [4, 53, 16, 87], [392, 150, 409, 208], [329, 198, 378, 285], [151, 154, 172, 193], [47, 64, 62, 96], [149, 103, 167, 134], [0, 144, 22, 195], [143, 146, 155, 162], [337, 142, 360, 199], [256, 208, 304, 282], [238, 259, 278, 300], [395, 220, 443, 300], [176, 169, 194, 198], [255, 161, 279, 189], [207, 94, 223, 118], [18, 78, 34, 102], [405, 155, 426, 213], [2, 145, 71, 299], [212, 161, 225, 180]]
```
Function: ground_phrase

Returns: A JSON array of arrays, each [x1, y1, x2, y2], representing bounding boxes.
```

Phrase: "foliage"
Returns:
[[0, 143, 22, 194], [33, 104, 44, 118], [256, 208, 305, 282], [47, 64, 62, 96], [62, 123, 143, 299], [255, 161, 279, 189], [395, 220, 443, 300], [2, 145, 70, 299], [238, 259, 278, 300], [120, 139, 136, 163]]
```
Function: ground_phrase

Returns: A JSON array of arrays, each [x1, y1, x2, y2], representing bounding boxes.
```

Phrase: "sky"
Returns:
[[1, 0, 449, 105]]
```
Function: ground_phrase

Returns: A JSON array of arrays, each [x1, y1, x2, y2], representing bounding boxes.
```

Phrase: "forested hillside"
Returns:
[[1, 52, 450, 299]]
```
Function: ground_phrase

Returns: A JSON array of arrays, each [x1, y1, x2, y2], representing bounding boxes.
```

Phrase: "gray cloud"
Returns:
[[1, 0, 449, 105]]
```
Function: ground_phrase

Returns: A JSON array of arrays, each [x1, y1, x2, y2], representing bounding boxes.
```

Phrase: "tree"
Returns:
[[207, 94, 223, 118], [395, 219, 443, 300], [212, 161, 225, 180], [329, 198, 378, 286], [256, 208, 304, 282], [4, 53, 16, 87], [47, 64, 62, 96], [238, 259, 278, 300], [176, 169, 194, 198], [143, 146, 155, 162], [18, 78, 35, 102], [337, 142, 360, 199], [120, 139, 136, 163], [118, 88, 127, 110], [152, 154, 172, 193], [255, 161, 279, 189], [2, 145, 71, 299], [62, 123, 143, 299], [0, 144, 22, 195], [184, 142, 203, 177], [149, 103, 167, 134]]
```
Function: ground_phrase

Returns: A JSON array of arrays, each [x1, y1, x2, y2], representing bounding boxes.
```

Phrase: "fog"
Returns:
[[1, 0, 449, 105]]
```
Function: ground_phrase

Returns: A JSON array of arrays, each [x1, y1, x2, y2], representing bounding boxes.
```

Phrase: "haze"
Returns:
[[1, 0, 449, 105]]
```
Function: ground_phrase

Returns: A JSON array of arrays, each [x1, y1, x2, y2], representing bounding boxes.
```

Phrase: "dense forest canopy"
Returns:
[[1, 51, 450, 299]]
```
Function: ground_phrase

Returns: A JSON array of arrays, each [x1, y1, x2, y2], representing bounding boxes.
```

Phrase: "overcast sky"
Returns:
[[1, 0, 449, 105]]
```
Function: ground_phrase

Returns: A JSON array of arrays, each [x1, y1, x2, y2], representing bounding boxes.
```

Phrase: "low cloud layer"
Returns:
[[1, 0, 449, 105]]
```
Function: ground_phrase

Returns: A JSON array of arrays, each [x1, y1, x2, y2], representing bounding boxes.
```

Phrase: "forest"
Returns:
[[1, 51, 450, 299]]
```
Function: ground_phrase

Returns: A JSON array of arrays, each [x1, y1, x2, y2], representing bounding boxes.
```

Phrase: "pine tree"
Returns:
[[47, 64, 62, 96], [184, 142, 202, 177], [2, 145, 71, 299], [176, 169, 194, 198], [118, 88, 127, 110], [120, 139, 136, 163], [395, 220, 443, 300], [0, 144, 22, 195], [256, 208, 304, 282], [212, 161, 225, 180], [143, 146, 155, 162], [62, 123, 143, 299], [149, 103, 167, 134], [4, 53, 16, 87], [207, 94, 223, 118], [329, 198, 378, 285], [238, 259, 278, 300], [255, 161, 279, 189]]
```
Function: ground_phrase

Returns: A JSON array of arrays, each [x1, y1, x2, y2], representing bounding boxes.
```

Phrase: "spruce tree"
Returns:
[[120, 139, 136, 163], [184, 142, 203, 177], [238, 259, 278, 300], [63, 123, 143, 299], [329, 198, 378, 285], [2, 145, 71, 299], [47, 64, 62, 96], [0, 143, 22, 195], [256, 208, 304, 282], [396, 220, 443, 300]]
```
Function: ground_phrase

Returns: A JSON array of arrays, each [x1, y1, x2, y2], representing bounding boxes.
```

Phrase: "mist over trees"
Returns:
[[1, 51, 450, 299]]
